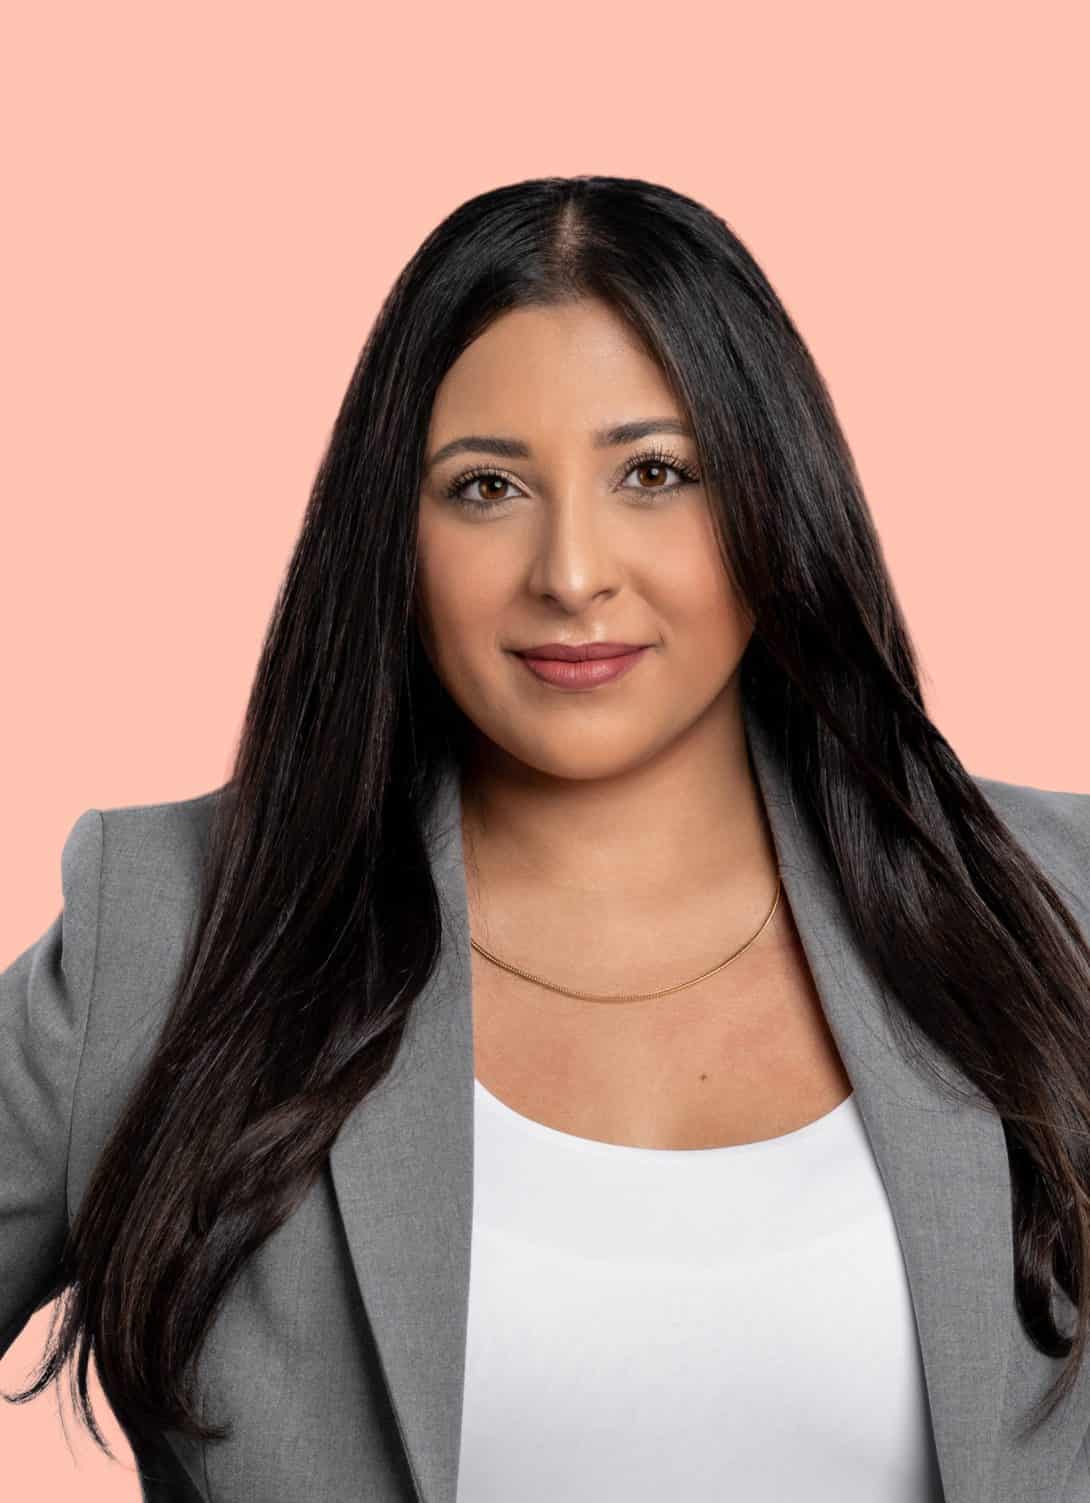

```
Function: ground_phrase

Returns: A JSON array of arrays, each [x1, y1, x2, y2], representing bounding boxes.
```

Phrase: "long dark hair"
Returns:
[[8, 175, 1090, 1455]]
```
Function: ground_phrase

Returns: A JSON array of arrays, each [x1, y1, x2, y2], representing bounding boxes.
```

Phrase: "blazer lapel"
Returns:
[[328, 698, 1051, 1503], [741, 704, 1013, 1503], [329, 761, 477, 1503]]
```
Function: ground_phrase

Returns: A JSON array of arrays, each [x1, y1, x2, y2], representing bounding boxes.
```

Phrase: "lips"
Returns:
[[515, 642, 647, 661], [515, 645, 650, 689]]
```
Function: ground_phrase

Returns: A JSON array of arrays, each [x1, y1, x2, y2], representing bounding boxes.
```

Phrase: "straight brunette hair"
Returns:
[[8, 174, 1090, 1454]]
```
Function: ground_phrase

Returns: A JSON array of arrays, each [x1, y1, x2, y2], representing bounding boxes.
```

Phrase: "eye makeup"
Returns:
[[441, 444, 701, 513]]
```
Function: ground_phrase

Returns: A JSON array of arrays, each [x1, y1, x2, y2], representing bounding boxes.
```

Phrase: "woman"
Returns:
[[2, 175, 1089, 1503]]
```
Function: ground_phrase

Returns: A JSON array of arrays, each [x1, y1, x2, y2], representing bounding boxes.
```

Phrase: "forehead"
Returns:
[[428, 300, 680, 440]]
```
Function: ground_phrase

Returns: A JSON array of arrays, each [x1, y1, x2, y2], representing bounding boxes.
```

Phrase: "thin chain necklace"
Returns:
[[468, 872, 783, 1004]]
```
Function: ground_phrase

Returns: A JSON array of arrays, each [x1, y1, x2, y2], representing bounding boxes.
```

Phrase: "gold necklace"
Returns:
[[469, 873, 783, 1003]]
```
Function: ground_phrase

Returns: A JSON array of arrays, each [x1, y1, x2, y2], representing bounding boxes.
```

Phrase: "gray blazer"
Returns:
[[3, 701, 1090, 1503]]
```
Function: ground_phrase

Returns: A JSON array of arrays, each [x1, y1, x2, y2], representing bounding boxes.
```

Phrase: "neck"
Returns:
[[457, 702, 778, 917]]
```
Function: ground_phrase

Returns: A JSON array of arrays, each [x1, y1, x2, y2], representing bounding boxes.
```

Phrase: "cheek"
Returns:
[[649, 530, 742, 633], [416, 542, 508, 683], [653, 554, 753, 680], [427, 561, 505, 642]]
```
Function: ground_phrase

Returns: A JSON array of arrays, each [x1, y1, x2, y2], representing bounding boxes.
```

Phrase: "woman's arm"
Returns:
[[0, 808, 103, 1357]]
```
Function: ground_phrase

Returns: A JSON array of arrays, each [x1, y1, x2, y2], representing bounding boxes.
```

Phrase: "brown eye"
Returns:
[[469, 476, 512, 503], [630, 462, 671, 489], [619, 446, 700, 496], [444, 470, 520, 511]]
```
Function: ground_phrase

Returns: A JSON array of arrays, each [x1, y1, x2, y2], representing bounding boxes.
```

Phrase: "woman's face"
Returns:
[[415, 296, 755, 783]]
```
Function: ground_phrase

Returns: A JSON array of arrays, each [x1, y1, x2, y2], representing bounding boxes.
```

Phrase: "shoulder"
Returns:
[[85, 785, 228, 966], [970, 770, 1088, 850], [66, 786, 230, 1213], [89, 781, 228, 1010], [34, 786, 227, 1000], [970, 770, 1090, 922], [98, 784, 225, 882]]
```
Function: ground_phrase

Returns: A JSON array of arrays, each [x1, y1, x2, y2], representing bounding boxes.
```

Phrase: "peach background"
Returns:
[[2, 0, 1087, 1495]]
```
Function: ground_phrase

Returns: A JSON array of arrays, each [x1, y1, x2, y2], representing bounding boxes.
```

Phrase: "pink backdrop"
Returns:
[[2, 0, 1087, 1494]]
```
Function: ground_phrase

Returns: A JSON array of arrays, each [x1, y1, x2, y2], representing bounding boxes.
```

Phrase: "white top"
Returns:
[[456, 1076, 945, 1502]]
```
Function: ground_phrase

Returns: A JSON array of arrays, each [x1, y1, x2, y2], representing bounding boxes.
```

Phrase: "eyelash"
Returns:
[[441, 445, 702, 512]]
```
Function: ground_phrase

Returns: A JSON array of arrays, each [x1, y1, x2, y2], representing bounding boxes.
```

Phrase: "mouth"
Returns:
[[512, 641, 651, 661], [512, 645, 650, 690]]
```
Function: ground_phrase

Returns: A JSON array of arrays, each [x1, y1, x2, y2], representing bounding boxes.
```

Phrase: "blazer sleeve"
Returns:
[[0, 807, 104, 1359]]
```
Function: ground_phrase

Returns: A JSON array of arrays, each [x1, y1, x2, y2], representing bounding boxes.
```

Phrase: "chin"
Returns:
[[505, 737, 662, 784]]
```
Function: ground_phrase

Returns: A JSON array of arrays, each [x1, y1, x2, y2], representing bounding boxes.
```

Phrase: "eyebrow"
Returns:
[[425, 417, 694, 472]]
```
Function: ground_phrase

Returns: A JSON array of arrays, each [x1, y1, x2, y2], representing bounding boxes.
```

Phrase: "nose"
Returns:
[[524, 490, 622, 613]]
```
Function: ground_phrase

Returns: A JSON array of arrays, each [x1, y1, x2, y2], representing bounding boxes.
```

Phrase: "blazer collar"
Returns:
[[328, 696, 1085, 1503]]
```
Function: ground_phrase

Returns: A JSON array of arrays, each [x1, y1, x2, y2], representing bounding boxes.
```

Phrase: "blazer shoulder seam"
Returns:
[[63, 809, 106, 1228]]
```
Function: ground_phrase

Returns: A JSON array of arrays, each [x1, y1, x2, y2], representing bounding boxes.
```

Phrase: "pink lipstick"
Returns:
[[514, 646, 650, 689]]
